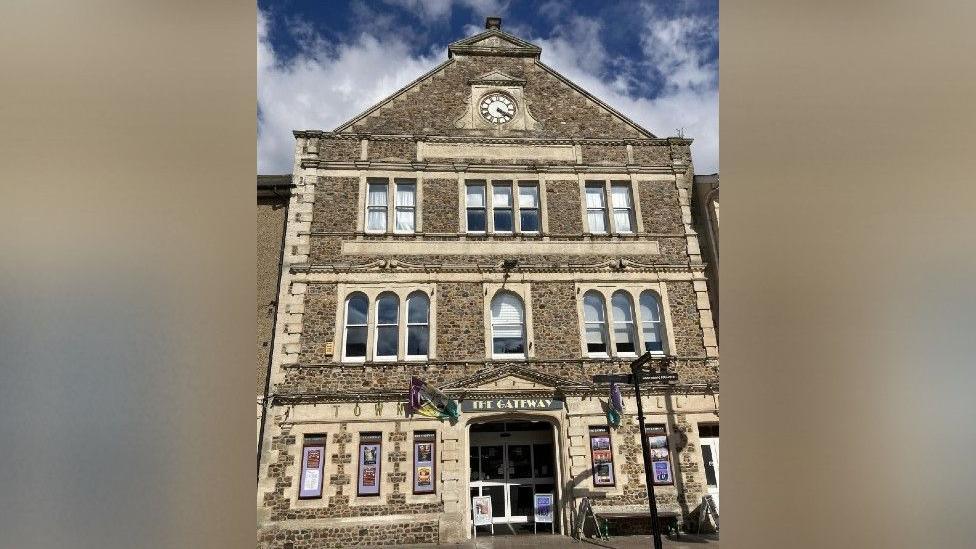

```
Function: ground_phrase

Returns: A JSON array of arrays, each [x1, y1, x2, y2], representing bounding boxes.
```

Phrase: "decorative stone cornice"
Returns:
[[294, 132, 691, 147], [299, 159, 688, 175], [288, 259, 704, 275]]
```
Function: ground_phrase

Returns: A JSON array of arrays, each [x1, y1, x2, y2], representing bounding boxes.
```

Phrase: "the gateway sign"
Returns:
[[460, 398, 563, 412]]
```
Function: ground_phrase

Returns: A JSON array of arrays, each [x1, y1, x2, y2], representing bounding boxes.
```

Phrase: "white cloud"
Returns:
[[529, 4, 719, 173], [257, 3, 718, 174], [257, 9, 440, 173]]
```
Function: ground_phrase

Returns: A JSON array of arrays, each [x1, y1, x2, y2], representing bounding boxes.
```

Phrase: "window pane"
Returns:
[[493, 336, 525, 354], [345, 326, 367, 357], [491, 293, 524, 324], [494, 209, 513, 232], [520, 210, 539, 232], [395, 209, 415, 231], [466, 184, 485, 207], [492, 185, 512, 207], [583, 293, 606, 322], [644, 336, 664, 353], [518, 185, 539, 207], [367, 183, 388, 206], [587, 211, 607, 233], [611, 184, 632, 208], [586, 326, 607, 353], [395, 183, 415, 206], [347, 295, 368, 325], [614, 325, 636, 353], [377, 296, 398, 324], [366, 208, 386, 231], [407, 294, 429, 324], [585, 184, 605, 208], [640, 292, 662, 322], [467, 209, 485, 231], [611, 293, 634, 322], [614, 209, 633, 232], [376, 325, 398, 356], [407, 326, 429, 356]]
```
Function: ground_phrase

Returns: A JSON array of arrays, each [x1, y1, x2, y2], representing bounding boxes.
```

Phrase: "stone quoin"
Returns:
[[257, 17, 719, 548]]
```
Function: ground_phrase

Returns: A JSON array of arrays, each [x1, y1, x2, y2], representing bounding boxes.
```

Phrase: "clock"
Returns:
[[479, 93, 516, 124]]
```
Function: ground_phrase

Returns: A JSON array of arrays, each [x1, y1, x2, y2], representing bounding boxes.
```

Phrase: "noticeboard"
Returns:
[[472, 495, 493, 526], [534, 493, 554, 523]]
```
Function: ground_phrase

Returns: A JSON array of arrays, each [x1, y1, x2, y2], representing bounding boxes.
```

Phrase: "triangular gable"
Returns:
[[333, 30, 656, 138], [448, 29, 541, 58], [440, 364, 591, 392]]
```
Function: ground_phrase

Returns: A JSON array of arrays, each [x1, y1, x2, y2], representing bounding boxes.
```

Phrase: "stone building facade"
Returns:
[[257, 19, 719, 548], [692, 173, 719, 333], [258, 176, 293, 452]]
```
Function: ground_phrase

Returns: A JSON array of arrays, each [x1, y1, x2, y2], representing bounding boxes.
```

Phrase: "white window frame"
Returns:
[[362, 176, 420, 234], [639, 290, 668, 356], [405, 291, 430, 361], [490, 181, 514, 234], [582, 290, 610, 358], [575, 283, 676, 359], [610, 290, 638, 358], [517, 182, 541, 234], [584, 182, 609, 235], [334, 284, 437, 363], [483, 283, 535, 360], [342, 292, 370, 363], [581, 178, 645, 235], [394, 180, 417, 234], [364, 179, 389, 234], [372, 292, 400, 362], [463, 178, 545, 235], [464, 181, 488, 234], [610, 183, 636, 234]]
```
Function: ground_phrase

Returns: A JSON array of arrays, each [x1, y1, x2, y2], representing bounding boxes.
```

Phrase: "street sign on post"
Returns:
[[630, 351, 681, 549]]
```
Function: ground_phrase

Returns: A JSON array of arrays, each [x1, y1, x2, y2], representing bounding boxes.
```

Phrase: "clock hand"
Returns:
[[489, 104, 506, 117]]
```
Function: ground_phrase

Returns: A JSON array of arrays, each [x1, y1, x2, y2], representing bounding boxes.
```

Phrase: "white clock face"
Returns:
[[480, 93, 516, 124]]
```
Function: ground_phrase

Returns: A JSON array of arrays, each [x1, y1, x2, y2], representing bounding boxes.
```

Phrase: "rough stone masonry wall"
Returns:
[[367, 139, 417, 162], [347, 56, 643, 138], [435, 282, 484, 360], [639, 180, 684, 234], [320, 138, 360, 162], [545, 180, 583, 235], [531, 282, 579, 360], [259, 423, 441, 548], [311, 177, 358, 232], [297, 284, 337, 364], [665, 281, 706, 356], [581, 144, 629, 165], [421, 178, 459, 233]]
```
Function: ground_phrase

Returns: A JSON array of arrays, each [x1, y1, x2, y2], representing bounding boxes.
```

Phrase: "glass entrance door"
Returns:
[[469, 423, 557, 529]]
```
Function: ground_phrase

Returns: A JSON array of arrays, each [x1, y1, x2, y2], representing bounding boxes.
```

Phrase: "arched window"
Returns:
[[640, 291, 666, 354], [373, 293, 399, 360], [611, 291, 637, 355], [344, 293, 369, 360], [405, 292, 430, 359], [582, 291, 609, 355], [491, 292, 525, 357]]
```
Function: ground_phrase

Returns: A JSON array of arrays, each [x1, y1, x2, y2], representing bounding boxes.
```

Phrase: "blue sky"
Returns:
[[258, 0, 718, 173]]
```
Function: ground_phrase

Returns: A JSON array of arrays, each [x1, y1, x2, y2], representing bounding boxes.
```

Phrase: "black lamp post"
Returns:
[[631, 352, 664, 549]]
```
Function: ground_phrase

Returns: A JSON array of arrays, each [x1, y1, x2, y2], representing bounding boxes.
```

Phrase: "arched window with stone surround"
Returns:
[[405, 291, 430, 359], [490, 291, 525, 358], [639, 291, 667, 354], [582, 291, 610, 355], [373, 292, 399, 360], [343, 292, 369, 360], [610, 291, 637, 355]]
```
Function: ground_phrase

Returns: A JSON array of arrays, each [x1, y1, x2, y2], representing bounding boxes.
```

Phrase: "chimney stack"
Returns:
[[485, 17, 501, 30]]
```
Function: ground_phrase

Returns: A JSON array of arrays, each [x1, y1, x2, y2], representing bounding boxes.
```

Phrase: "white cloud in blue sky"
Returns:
[[257, 1, 717, 174]]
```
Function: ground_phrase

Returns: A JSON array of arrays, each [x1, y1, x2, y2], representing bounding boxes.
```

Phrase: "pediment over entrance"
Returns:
[[441, 364, 591, 393]]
